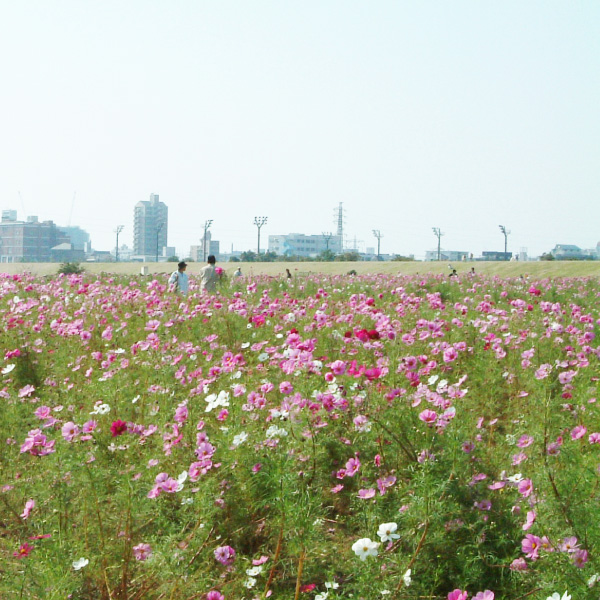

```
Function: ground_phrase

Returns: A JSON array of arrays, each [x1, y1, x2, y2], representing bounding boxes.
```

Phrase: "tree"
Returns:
[[167, 256, 180, 262], [335, 251, 360, 262], [317, 249, 336, 262], [540, 252, 555, 261], [392, 255, 415, 262], [241, 251, 258, 262]]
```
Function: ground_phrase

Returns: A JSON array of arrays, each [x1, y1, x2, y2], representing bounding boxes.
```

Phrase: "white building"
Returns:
[[268, 233, 342, 258]]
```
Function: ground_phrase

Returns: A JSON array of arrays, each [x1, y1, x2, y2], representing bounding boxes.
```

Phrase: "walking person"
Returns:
[[199, 255, 218, 294], [168, 261, 189, 295]]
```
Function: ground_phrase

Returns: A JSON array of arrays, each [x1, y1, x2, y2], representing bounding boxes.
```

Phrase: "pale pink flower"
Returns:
[[133, 543, 152, 561], [20, 499, 35, 520]]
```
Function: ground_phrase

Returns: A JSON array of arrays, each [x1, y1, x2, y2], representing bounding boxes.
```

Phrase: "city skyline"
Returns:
[[1, 2, 599, 260]]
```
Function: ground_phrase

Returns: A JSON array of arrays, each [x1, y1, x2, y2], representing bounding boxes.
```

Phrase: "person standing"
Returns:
[[199, 255, 218, 294], [234, 267, 242, 277], [168, 261, 189, 295]]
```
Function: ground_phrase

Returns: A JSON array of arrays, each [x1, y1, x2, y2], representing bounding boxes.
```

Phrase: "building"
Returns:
[[190, 231, 220, 262], [133, 194, 168, 261], [481, 251, 512, 261], [268, 233, 343, 258], [425, 250, 470, 262], [58, 226, 91, 252], [0, 213, 70, 262]]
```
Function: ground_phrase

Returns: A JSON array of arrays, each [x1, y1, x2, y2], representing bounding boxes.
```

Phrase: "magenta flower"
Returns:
[[206, 592, 224, 600], [509, 558, 528, 571], [357, 488, 376, 499], [214, 545, 236, 565], [448, 591, 468, 600], [13, 542, 34, 559], [110, 420, 128, 437], [345, 456, 361, 476], [522, 510, 536, 531], [571, 425, 587, 440], [573, 548, 589, 568]]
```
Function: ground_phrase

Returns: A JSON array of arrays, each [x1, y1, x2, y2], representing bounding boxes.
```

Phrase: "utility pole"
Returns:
[[499, 225, 510, 260], [114, 225, 124, 262], [202, 219, 213, 262], [254, 216, 268, 256], [372, 230, 383, 260], [432, 228, 444, 261], [155, 222, 164, 263], [322, 231, 333, 252]]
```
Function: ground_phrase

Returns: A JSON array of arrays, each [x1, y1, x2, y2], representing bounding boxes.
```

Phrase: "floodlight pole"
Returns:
[[499, 225, 510, 260], [372, 230, 383, 260], [114, 225, 124, 262], [432, 228, 444, 261], [254, 216, 268, 255]]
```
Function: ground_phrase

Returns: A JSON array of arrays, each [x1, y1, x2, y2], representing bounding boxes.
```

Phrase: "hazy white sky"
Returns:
[[1, 1, 599, 259]]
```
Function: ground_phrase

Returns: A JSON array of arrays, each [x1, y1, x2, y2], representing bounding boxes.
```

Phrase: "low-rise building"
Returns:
[[268, 233, 342, 258]]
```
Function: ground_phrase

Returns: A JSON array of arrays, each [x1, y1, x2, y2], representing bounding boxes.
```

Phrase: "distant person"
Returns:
[[285, 268, 292, 280], [199, 255, 218, 294], [470, 267, 476, 275], [168, 261, 189, 295], [449, 269, 458, 278], [234, 267, 242, 277]]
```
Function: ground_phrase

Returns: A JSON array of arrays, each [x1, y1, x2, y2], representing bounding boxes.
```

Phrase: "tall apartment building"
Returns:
[[133, 194, 168, 261], [0, 213, 70, 262]]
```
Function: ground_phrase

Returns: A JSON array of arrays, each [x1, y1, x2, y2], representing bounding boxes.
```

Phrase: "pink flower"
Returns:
[[13, 542, 34, 559], [345, 456, 361, 476], [560, 536, 580, 553], [509, 558, 528, 571], [419, 409, 437, 425], [214, 545, 236, 565], [448, 591, 468, 600], [517, 478, 533, 498], [252, 555, 269, 565], [329, 360, 346, 375], [573, 548, 589, 568], [516, 435, 533, 448], [61, 421, 80, 442], [20, 499, 35, 520], [133, 543, 152, 561], [522, 510, 536, 531], [206, 592, 225, 600], [589, 432, 600, 444], [358, 488, 376, 499], [522, 534, 541, 560], [473, 591, 494, 600], [571, 425, 587, 440]]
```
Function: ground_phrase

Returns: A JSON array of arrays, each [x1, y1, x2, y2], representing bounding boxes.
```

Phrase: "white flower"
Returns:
[[181, 497, 193, 505], [402, 568, 412, 586], [381, 591, 391, 596], [244, 577, 257, 589], [1, 364, 15, 375], [546, 593, 571, 600], [351, 538, 379, 561], [258, 352, 269, 362], [90, 402, 110, 415], [427, 375, 439, 385], [241, 342, 250, 348], [205, 390, 230, 412], [507, 473, 523, 483], [177, 471, 188, 485], [232, 432, 248, 447], [265, 425, 288, 439], [132, 395, 140, 404], [315, 593, 328, 600], [324, 582, 339, 589], [377, 522, 400, 542], [73, 557, 89, 570], [246, 566, 263, 576], [231, 370, 242, 379], [588, 573, 599, 587]]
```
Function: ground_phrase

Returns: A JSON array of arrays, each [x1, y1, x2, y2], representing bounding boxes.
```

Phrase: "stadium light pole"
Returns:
[[432, 228, 444, 261], [372, 230, 383, 260], [499, 225, 510, 260], [202, 219, 213, 262], [114, 225, 124, 262], [254, 216, 268, 256]]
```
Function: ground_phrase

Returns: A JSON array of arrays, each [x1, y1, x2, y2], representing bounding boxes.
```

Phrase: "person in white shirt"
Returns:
[[168, 261, 189, 295], [199, 255, 218, 294]]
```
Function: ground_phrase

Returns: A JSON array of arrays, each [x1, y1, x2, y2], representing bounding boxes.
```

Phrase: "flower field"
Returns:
[[1, 271, 599, 599]]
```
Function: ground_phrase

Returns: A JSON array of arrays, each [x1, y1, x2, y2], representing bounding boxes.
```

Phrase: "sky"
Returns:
[[1, 1, 599, 260]]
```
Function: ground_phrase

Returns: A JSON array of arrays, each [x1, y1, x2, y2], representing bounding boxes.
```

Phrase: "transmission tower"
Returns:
[[432, 228, 444, 261], [372, 230, 383, 260]]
